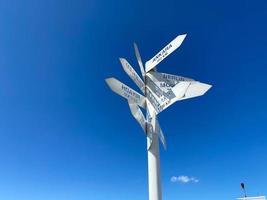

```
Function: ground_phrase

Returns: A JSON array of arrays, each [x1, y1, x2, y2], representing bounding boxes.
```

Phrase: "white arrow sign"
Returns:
[[146, 86, 165, 114], [175, 81, 212, 101], [105, 77, 146, 108], [171, 81, 191, 99], [156, 120, 166, 150], [120, 58, 145, 94], [147, 108, 166, 150], [134, 43, 146, 80], [146, 72, 212, 113], [145, 34, 187, 72], [147, 71, 193, 92], [128, 101, 166, 149], [146, 80, 205, 114], [128, 101, 146, 133]]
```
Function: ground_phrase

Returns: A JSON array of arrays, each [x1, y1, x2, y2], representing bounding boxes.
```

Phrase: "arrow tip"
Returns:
[[105, 77, 114, 86], [119, 57, 125, 62]]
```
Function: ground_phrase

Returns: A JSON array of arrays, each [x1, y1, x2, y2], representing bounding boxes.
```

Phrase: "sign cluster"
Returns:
[[106, 34, 212, 150]]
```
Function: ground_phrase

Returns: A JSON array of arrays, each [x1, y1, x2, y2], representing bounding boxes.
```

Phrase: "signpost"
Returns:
[[105, 34, 212, 200]]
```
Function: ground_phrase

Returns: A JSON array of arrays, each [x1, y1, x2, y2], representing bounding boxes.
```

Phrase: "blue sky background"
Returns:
[[0, 0, 267, 199]]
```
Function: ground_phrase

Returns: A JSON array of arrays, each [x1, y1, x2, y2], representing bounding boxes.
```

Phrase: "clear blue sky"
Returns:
[[0, 0, 266, 200]]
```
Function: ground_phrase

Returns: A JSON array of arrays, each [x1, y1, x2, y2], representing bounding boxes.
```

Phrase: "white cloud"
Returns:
[[170, 175, 199, 184]]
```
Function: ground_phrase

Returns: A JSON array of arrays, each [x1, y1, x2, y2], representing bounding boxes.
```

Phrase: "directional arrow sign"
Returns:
[[146, 109, 153, 150], [145, 77, 211, 115], [146, 72, 212, 112], [146, 86, 165, 114], [146, 75, 178, 102], [171, 81, 191, 99], [134, 43, 146, 80], [147, 71, 193, 92], [176, 81, 212, 101], [146, 81, 191, 114], [156, 120, 166, 150], [120, 58, 145, 94], [146, 76, 175, 113], [105, 77, 146, 108], [128, 101, 167, 150], [145, 34, 187, 72], [128, 101, 146, 133], [147, 108, 166, 150]]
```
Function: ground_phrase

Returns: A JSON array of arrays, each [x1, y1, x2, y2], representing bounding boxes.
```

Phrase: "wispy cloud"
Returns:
[[170, 175, 199, 184]]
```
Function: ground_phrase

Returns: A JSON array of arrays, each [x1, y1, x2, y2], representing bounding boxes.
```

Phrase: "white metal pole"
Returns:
[[147, 132, 162, 200]]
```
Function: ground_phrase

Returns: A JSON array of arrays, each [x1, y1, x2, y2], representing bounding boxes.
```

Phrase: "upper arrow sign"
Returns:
[[105, 77, 146, 108], [134, 43, 146, 80], [145, 34, 187, 72], [120, 58, 145, 94]]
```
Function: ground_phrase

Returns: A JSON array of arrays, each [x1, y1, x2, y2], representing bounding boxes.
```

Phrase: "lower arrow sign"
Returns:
[[128, 101, 166, 150], [105, 77, 146, 108]]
